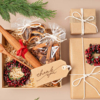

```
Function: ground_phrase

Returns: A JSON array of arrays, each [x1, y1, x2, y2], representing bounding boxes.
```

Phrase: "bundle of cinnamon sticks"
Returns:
[[31, 40, 60, 65]]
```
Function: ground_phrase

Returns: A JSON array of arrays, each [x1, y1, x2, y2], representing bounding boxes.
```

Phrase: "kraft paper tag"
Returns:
[[31, 60, 71, 87]]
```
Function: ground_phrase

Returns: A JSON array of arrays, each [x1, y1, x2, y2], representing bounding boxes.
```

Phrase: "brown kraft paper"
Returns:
[[31, 60, 71, 87], [70, 9, 96, 34], [70, 38, 100, 99]]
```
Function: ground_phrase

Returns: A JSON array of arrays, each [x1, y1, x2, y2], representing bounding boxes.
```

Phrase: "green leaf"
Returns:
[[91, 63, 93, 65], [0, 6, 10, 21], [0, 0, 56, 22], [7, 4, 17, 15], [35, 97, 39, 100], [91, 58, 94, 61]]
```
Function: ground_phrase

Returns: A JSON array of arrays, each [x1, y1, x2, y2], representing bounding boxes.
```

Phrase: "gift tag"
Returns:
[[31, 60, 71, 87]]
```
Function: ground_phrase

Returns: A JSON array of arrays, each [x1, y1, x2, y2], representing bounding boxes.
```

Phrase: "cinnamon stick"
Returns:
[[46, 41, 52, 64], [32, 43, 47, 50], [37, 53, 46, 64], [0, 25, 41, 68], [47, 57, 55, 63]]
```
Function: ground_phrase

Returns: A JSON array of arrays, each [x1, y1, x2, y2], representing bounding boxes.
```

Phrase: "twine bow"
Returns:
[[65, 8, 98, 35], [41, 33, 67, 43], [16, 40, 28, 59], [38, 23, 67, 43], [70, 38, 100, 99], [15, 18, 41, 35], [71, 66, 100, 96]]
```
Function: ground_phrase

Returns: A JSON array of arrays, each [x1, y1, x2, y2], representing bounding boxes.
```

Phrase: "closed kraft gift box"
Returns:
[[70, 9, 97, 34], [70, 38, 100, 99]]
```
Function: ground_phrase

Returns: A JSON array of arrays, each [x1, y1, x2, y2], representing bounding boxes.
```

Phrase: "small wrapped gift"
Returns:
[[70, 38, 100, 99], [66, 8, 98, 35]]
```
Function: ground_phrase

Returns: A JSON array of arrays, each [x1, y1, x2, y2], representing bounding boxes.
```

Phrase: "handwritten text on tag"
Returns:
[[31, 60, 70, 87]]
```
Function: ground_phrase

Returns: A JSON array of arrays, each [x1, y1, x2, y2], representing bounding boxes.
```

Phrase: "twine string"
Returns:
[[65, 8, 98, 35]]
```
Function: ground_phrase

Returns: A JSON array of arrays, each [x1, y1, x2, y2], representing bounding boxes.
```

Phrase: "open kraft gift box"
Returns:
[[1, 29, 62, 89]]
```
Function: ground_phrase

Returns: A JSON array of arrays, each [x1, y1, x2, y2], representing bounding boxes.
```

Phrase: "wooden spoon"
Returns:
[[0, 44, 32, 69]]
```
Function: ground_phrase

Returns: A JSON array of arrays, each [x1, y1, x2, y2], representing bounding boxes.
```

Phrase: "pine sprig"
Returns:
[[35, 97, 39, 100], [0, 0, 56, 21]]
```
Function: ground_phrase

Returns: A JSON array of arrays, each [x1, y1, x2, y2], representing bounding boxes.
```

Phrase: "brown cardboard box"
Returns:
[[70, 38, 100, 99], [2, 30, 62, 88], [70, 9, 97, 34]]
